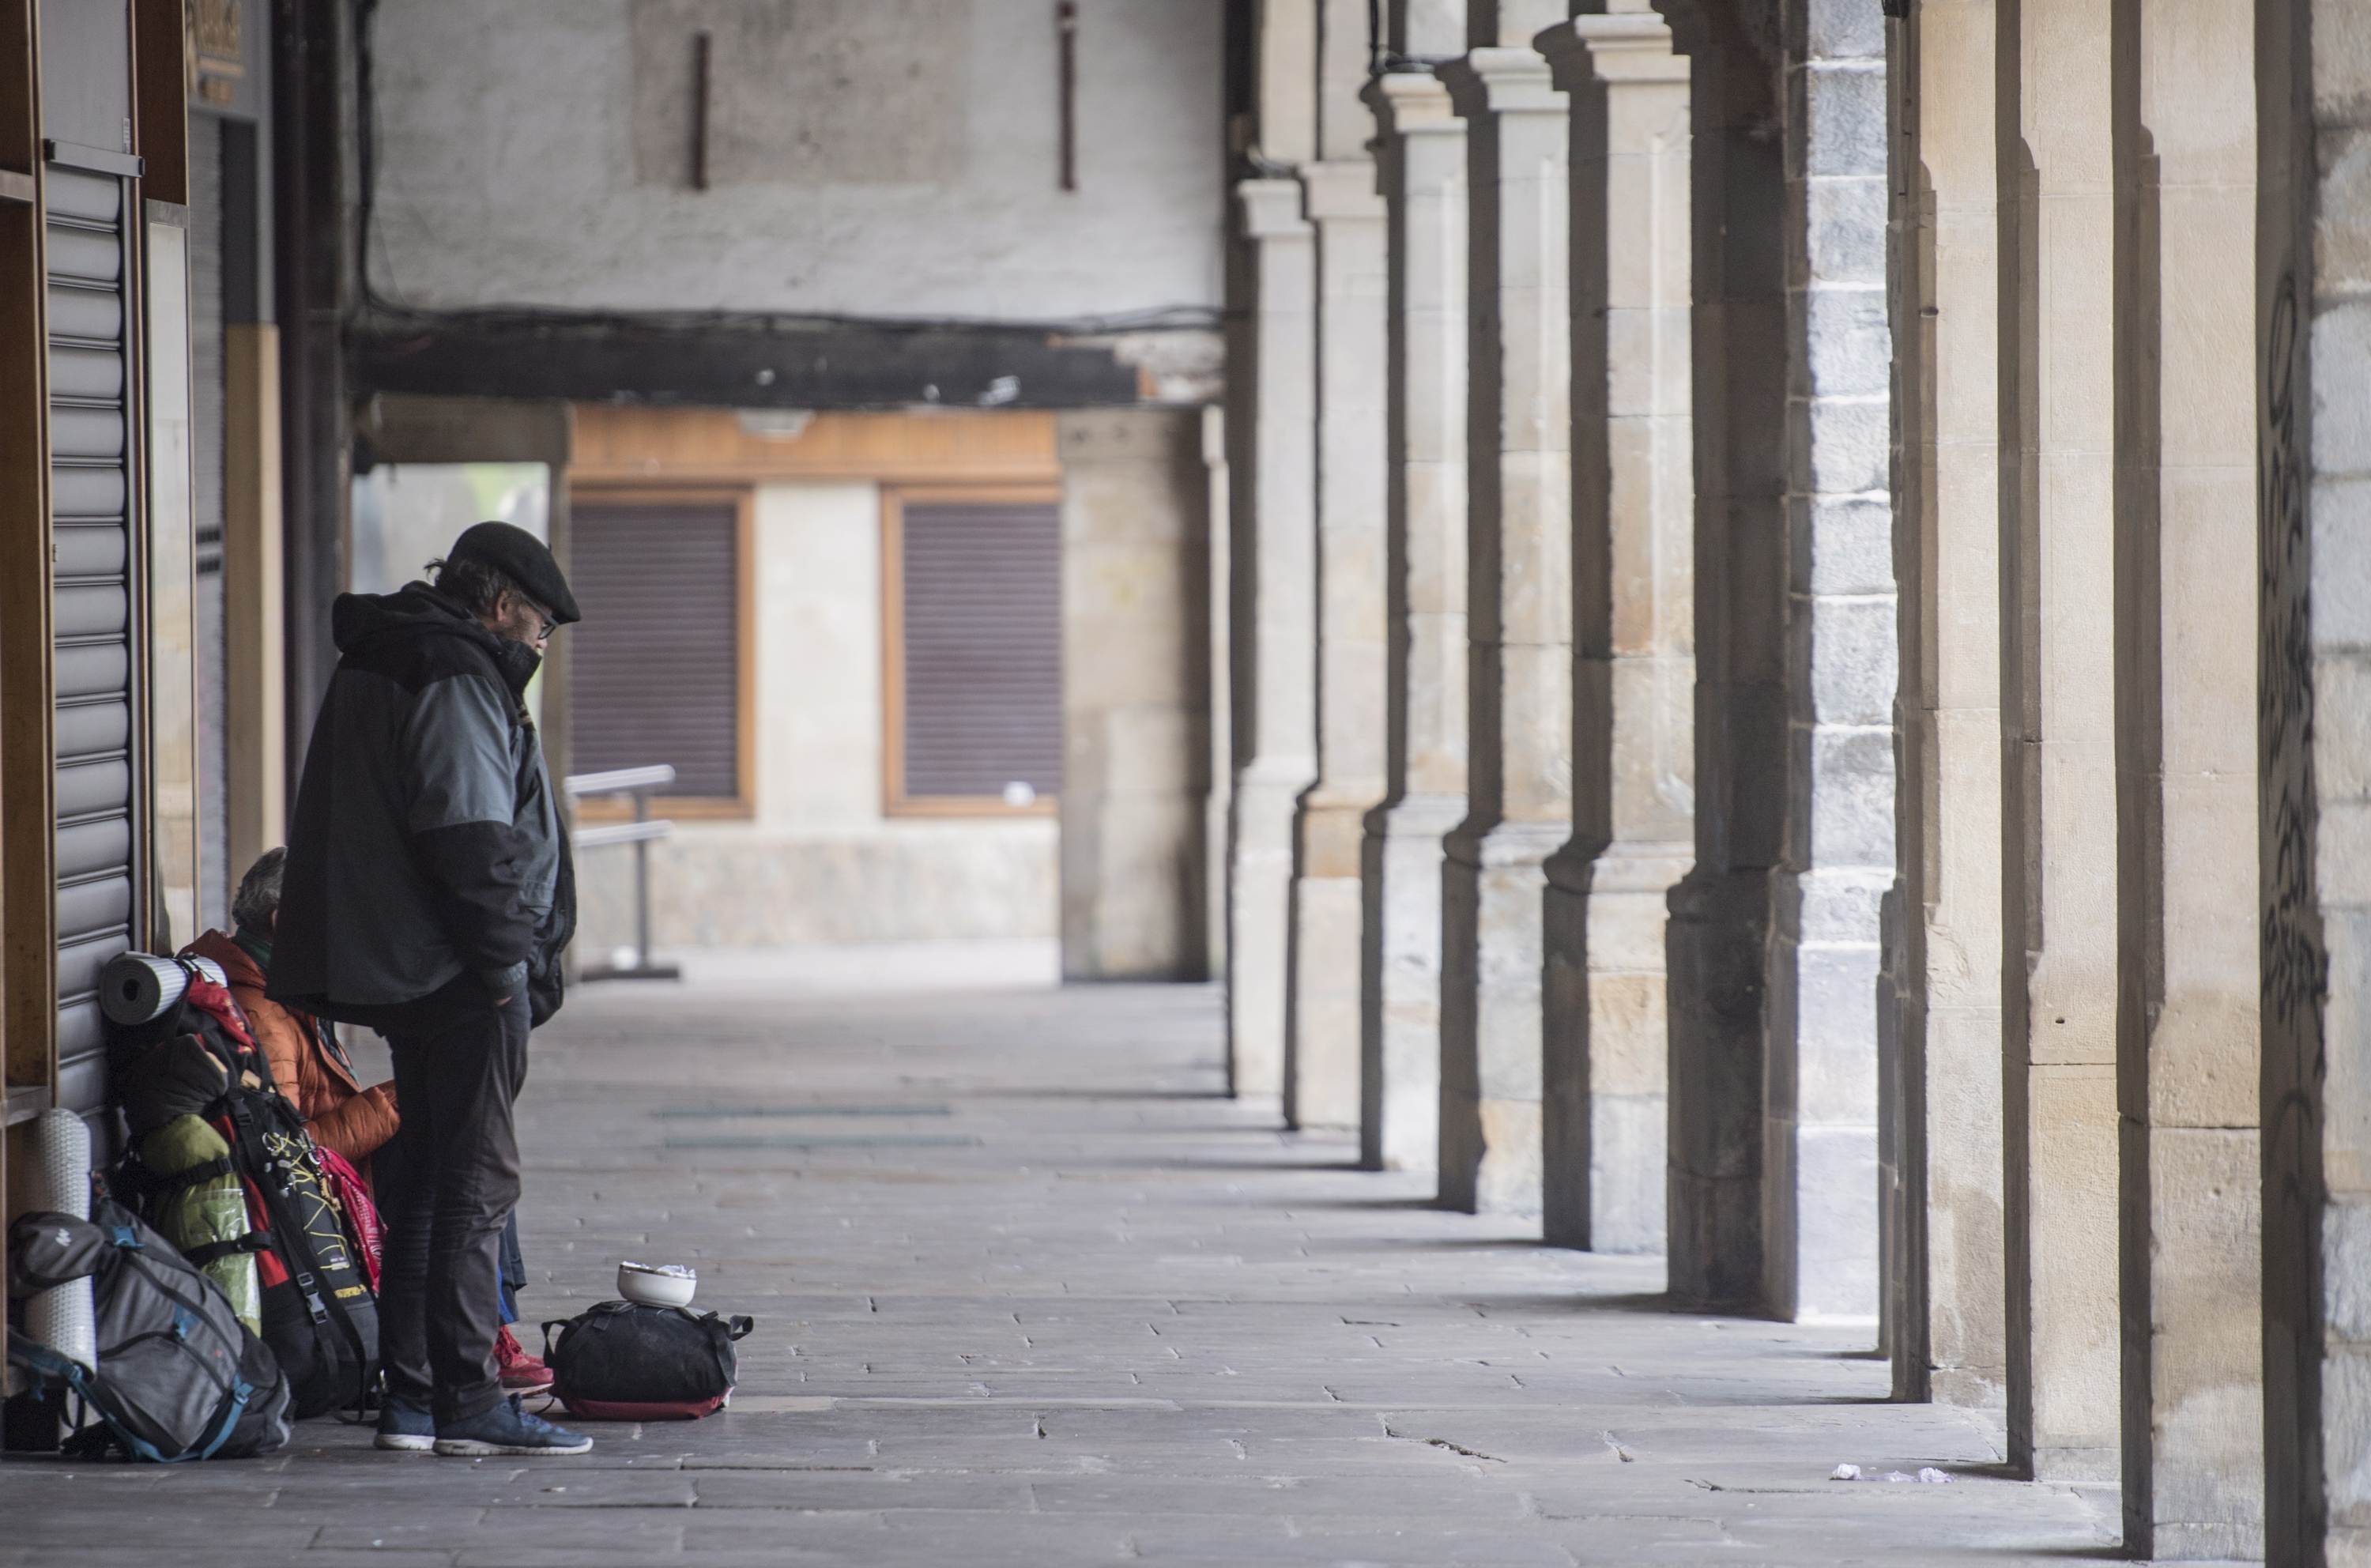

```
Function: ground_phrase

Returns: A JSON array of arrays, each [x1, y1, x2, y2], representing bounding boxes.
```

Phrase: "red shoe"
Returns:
[[495, 1325, 556, 1393]]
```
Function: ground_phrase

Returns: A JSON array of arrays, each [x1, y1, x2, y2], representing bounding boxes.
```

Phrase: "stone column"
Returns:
[[2261, 3, 2371, 1558], [1663, 0, 1891, 1321], [1881, 0, 2007, 1409], [1203, 405, 1233, 981], [1359, 64, 1467, 1175], [1438, 40, 1570, 1217], [2110, 2, 2264, 1558], [1228, 176, 1319, 1101], [1535, 12, 1694, 1256], [1996, 0, 2122, 1484], [1058, 409, 1211, 982], [1284, 158, 1389, 1133]]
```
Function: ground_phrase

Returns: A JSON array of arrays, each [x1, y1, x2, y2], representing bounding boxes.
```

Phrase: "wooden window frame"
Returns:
[[564, 483, 757, 821], [880, 484, 1064, 820]]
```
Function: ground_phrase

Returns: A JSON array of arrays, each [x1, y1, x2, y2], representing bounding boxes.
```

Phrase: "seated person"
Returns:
[[187, 847, 398, 1174], [186, 848, 552, 1394]]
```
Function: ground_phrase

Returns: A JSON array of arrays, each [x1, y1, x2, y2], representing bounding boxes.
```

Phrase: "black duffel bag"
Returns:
[[541, 1301, 752, 1421]]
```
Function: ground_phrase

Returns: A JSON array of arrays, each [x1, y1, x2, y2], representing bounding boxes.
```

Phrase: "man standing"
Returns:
[[273, 522, 586, 1457]]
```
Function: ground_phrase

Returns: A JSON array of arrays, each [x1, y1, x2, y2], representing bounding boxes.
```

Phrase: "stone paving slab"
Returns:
[[4, 980, 2127, 1564]]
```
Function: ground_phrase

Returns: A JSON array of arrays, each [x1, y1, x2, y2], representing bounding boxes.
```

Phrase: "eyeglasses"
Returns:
[[520, 596, 559, 640]]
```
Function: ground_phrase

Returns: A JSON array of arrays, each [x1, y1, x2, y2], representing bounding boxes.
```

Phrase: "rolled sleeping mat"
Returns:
[[97, 951, 228, 1027], [23, 1107, 97, 1371]]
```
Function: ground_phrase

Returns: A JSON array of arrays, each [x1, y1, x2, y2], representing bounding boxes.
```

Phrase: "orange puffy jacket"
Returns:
[[183, 929, 399, 1173]]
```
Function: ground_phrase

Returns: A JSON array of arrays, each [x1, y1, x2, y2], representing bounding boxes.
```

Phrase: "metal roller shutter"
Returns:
[[47, 162, 138, 1094], [899, 502, 1061, 801], [568, 503, 741, 797]]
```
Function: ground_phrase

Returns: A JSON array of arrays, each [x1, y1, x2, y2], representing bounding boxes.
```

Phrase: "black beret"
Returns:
[[447, 522, 581, 625]]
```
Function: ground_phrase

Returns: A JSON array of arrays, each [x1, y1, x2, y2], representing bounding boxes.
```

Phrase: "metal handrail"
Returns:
[[564, 764, 679, 980], [566, 764, 676, 796]]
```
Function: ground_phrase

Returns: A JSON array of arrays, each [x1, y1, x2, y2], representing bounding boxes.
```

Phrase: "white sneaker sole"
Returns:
[[375, 1431, 435, 1452], [434, 1435, 594, 1457]]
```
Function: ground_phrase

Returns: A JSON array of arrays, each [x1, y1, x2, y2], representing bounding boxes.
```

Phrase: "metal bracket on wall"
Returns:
[[41, 140, 143, 179]]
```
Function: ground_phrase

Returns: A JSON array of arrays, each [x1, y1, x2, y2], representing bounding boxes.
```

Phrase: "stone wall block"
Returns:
[[1796, 865, 1886, 944], [2320, 124, 2371, 283], [2320, 908, 2371, 1199], [2323, 1348, 2371, 1551], [2313, 479, 2371, 656], [1801, 175, 1890, 286], [1805, 729, 1896, 867], [1792, 63, 1887, 179], [2314, 305, 2371, 472], [1792, 1123, 1883, 1321], [2328, 1197, 2371, 1351], [1795, 943, 1883, 1125], [1608, 661, 1695, 840], [1804, 494, 1893, 594], [1801, 0, 1884, 61], [1800, 287, 1893, 397], [1796, 396, 1890, 496], [1804, 594, 1899, 727], [2028, 1062, 2124, 1481], [1589, 1091, 1667, 1253], [2143, 1125, 2265, 1559]]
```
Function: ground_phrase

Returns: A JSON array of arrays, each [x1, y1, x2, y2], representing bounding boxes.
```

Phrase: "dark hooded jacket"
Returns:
[[270, 584, 574, 1026]]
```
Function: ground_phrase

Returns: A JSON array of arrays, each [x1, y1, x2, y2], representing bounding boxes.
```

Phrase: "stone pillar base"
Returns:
[[1665, 866, 1773, 1309], [1362, 792, 1464, 1171], [1544, 842, 1691, 1251], [1441, 818, 1566, 1216], [1287, 799, 1370, 1130], [1229, 761, 1309, 1099]]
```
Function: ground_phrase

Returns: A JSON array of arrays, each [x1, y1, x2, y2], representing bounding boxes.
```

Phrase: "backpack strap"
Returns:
[[181, 1231, 273, 1268], [141, 1156, 239, 1198]]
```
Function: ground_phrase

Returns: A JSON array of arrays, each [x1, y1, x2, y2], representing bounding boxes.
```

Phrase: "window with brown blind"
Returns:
[[567, 499, 744, 800], [888, 496, 1063, 810]]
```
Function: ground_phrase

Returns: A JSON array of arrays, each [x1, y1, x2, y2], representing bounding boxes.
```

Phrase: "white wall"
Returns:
[[575, 480, 1058, 950], [367, 0, 1224, 320]]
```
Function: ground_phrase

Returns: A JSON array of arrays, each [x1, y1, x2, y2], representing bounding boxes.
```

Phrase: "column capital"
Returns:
[[1236, 176, 1313, 240], [1363, 68, 1462, 139], [1299, 160, 1385, 223], [1534, 15, 1687, 90], [1438, 47, 1566, 121]]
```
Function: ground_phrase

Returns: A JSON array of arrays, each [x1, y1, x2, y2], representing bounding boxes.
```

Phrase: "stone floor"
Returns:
[[2, 977, 2125, 1566]]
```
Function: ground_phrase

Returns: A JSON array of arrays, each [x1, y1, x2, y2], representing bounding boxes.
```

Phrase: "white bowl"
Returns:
[[617, 1261, 696, 1309]]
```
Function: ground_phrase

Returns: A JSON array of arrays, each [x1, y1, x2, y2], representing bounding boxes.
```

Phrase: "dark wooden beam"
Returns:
[[351, 320, 1147, 411], [132, 0, 189, 205], [273, 0, 350, 792]]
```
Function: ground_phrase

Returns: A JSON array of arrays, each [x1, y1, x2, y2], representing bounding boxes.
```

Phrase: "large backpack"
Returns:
[[6, 1198, 292, 1461], [106, 958, 380, 1419]]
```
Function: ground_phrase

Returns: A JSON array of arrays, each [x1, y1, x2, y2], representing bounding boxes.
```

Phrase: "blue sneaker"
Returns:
[[375, 1396, 435, 1453], [433, 1395, 593, 1457]]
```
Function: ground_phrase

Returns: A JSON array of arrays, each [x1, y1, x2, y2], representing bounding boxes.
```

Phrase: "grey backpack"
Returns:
[[6, 1197, 290, 1461]]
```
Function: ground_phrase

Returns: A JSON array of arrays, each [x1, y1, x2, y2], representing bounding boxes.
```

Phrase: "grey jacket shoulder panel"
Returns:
[[271, 587, 574, 1018]]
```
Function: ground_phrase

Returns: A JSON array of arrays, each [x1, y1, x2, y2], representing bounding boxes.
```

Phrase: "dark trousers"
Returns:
[[376, 988, 530, 1424]]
